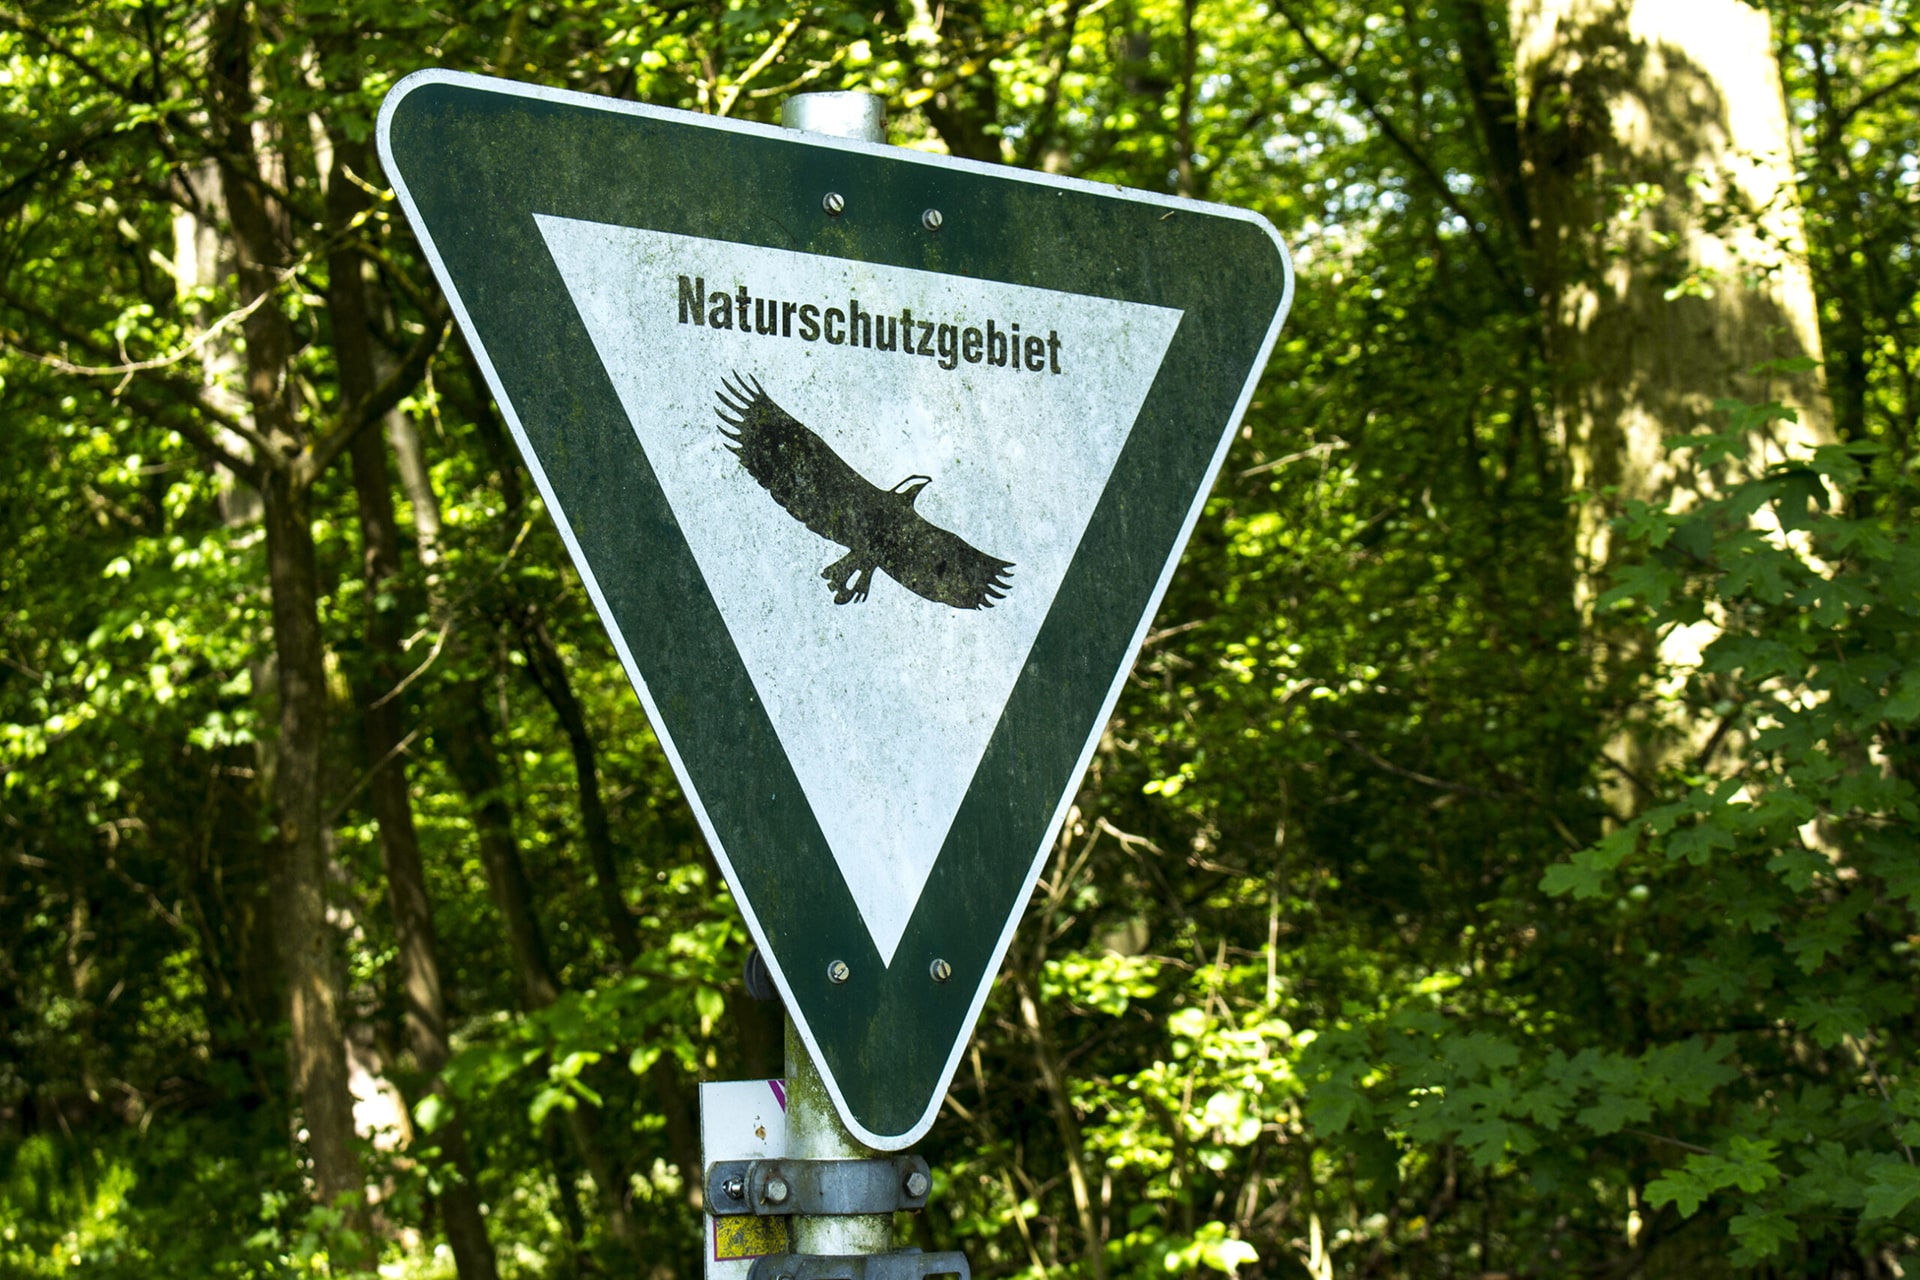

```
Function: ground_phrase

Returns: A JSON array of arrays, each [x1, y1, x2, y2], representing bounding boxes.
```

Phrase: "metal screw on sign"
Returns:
[[823, 192, 845, 216], [904, 1170, 931, 1198], [724, 1176, 745, 1201], [928, 958, 952, 983], [921, 208, 943, 232], [827, 959, 851, 984], [765, 1175, 791, 1205]]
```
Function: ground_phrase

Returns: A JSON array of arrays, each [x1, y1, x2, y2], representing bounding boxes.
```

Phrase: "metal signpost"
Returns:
[[377, 71, 1292, 1278]]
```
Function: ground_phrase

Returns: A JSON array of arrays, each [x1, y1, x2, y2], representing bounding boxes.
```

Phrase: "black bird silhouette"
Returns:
[[715, 375, 1014, 610]]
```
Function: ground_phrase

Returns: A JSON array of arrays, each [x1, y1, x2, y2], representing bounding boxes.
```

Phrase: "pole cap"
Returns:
[[781, 92, 886, 143]]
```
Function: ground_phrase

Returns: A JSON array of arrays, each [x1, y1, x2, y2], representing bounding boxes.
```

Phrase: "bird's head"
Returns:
[[892, 475, 933, 504]]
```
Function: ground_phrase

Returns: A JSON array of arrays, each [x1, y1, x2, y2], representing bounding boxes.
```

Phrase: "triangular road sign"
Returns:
[[379, 70, 1294, 1149]]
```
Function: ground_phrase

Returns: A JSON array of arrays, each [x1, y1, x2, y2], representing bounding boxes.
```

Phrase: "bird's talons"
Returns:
[[822, 561, 872, 605], [829, 575, 869, 605]]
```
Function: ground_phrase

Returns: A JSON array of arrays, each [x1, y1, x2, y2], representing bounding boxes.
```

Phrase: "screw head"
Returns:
[[827, 959, 850, 984], [905, 1170, 931, 1198], [723, 1176, 745, 1201], [823, 192, 845, 215], [929, 958, 952, 983], [921, 207, 943, 232], [764, 1175, 790, 1205]]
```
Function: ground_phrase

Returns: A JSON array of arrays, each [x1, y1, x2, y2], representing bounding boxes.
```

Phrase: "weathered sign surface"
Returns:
[[378, 70, 1293, 1148]]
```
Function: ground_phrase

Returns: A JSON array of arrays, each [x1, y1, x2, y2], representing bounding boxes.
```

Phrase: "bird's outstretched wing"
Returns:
[[880, 515, 1015, 610], [716, 374, 877, 546]]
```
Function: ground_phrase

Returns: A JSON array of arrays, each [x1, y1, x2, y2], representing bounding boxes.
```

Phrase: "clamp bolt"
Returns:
[[823, 192, 846, 215], [921, 208, 943, 232], [827, 959, 850, 984], [764, 1175, 791, 1205], [723, 1176, 745, 1201], [905, 1170, 931, 1198], [929, 958, 952, 983]]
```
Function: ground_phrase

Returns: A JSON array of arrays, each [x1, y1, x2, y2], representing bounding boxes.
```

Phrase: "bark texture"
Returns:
[[512, 605, 638, 962], [1511, 0, 1829, 569], [392, 409, 638, 1243], [209, 0, 367, 1238], [327, 128, 501, 1280], [1509, 0, 1831, 790]]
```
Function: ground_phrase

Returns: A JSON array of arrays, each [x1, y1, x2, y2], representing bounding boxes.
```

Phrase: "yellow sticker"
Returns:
[[714, 1215, 788, 1261]]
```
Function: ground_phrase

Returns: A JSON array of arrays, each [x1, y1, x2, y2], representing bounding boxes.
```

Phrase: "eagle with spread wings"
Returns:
[[716, 375, 1014, 610]]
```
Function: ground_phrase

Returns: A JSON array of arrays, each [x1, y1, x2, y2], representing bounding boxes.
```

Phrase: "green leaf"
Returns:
[[1728, 1206, 1797, 1261], [530, 1085, 574, 1125], [413, 1093, 449, 1135], [1862, 1162, 1920, 1223], [1884, 670, 1920, 724], [1646, 1168, 1711, 1218]]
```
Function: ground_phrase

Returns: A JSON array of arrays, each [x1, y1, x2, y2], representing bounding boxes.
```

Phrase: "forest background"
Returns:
[[3, 0, 1919, 1276]]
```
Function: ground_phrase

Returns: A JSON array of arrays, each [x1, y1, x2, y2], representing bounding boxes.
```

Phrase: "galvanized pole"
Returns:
[[783, 1019, 894, 1256], [778, 89, 894, 1266]]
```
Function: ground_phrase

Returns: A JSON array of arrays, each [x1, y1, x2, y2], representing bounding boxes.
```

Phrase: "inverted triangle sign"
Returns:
[[379, 70, 1293, 1148]]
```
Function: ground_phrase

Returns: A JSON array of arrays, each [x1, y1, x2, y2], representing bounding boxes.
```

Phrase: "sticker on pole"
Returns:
[[378, 71, 1294, 1149], [700, 1079, 789, 1278]]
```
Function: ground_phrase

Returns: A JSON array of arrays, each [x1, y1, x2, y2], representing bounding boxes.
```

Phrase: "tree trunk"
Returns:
[[1508, 0, 1831, 791], [260, 465, 368, 1234], [209, 0, 367, 1241], [1512, 0, 1829, 562], [435, 693, 563, 1008], [512, 606, 638, 962], [918, 0, 1004, 162], [1797, 16, 1869, 446], [327, 130, 500, 1280], [389, 341, 637, 1244], [430, 681, 637, 1240]]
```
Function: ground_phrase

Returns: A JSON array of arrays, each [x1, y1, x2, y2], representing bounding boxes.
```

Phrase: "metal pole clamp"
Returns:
[[707, 1155, 933, 1217], [747, 1249, 971, 1280]]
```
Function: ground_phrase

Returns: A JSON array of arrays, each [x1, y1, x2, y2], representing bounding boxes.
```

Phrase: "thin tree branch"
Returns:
[[1623, 1128, 1713, 1157], [0, 117, 118, 215], [1270, 0, 1530, 309], [303, 315, 449, 483], [715, 15, 803, 117], [7, 284, 275, 380], [1239, 437, 1350, 478], [1332, 729, 1506, 799], [0, 294, 269, 477], [324, 727, 425, 826], [1840, 63, 1920, 127]]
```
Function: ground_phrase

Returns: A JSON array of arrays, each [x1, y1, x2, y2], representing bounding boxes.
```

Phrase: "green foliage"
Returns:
[[1538, 417, 1920, 1264], [4, 0, 1920, 1277]]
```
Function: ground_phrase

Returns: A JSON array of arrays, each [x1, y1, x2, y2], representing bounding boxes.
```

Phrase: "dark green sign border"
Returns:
[[379, 71, 1292, 1147]]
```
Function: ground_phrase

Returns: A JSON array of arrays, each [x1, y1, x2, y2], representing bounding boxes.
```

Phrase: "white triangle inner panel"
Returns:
[[539, 216, 1182, 965]]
